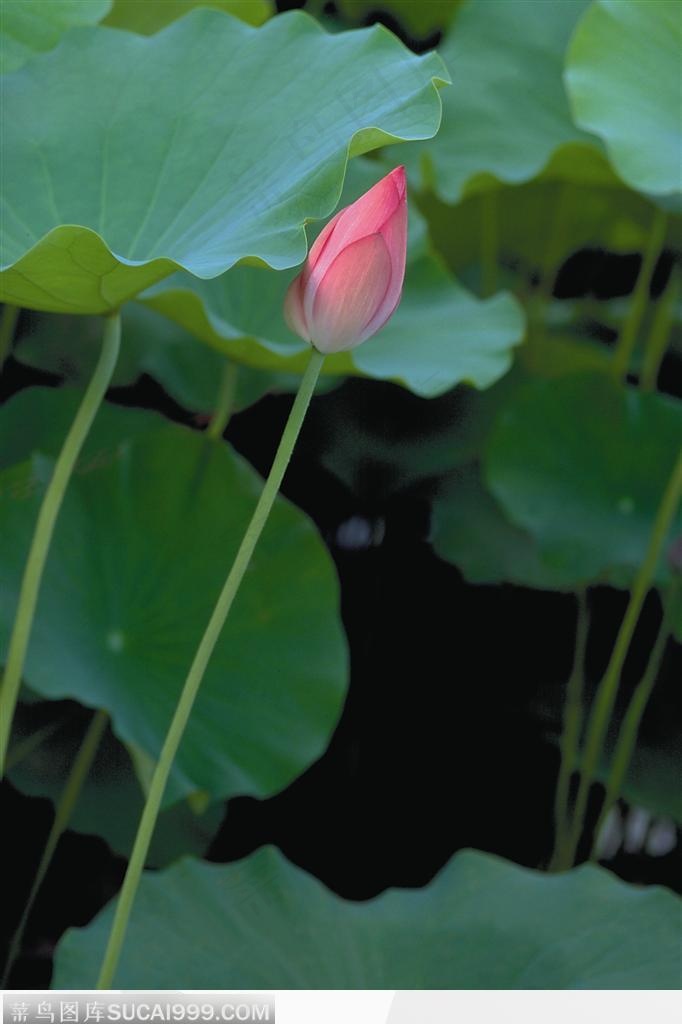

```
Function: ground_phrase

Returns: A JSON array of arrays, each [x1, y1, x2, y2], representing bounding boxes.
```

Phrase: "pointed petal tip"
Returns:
[[389, 165, 407, 199]]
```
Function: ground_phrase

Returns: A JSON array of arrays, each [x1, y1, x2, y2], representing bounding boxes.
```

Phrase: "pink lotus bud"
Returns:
[[284, 166, 407, 354]]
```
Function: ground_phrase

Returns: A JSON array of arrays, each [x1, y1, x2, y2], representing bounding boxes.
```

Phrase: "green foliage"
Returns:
[[352, 260, 523, 395], [54, 845, 682, 988], [0, 0, 272, 75], [1, 0, 681, 993], [142, 259, 524, 397], [0, 391, 348, 805], [566, 0, 682, 196], [432, 463, 560, 589], [485, 375, 682, 588], [0, 10, 448, 313], [141, 159, 524, 396], [103, 0, 272, 33], [0, 0, 111, 73], [432, 365, 682, 591], [534, 675, 682, 826], [408, 0, 595, 203], [419, 174, 672, 296], [619, 734, 682, 824], [13, 306, 328, 413], [8, 699, 223, 866], [336, 0, 461, 38]]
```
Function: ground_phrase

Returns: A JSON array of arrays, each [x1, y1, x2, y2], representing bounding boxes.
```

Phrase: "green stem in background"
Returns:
[[589, 592, 675, 861], [206, 360, 239, 440], [96, 347, 326, 990], [5, 718, 64, 772], [640, 269, 679, 392], [548, 590, 589, 871], [0, 304, 20, 371], [539, 183, 572, 301], [560, 452, 682, 868], [480, 190, 498, 298], [1, 710, 108, 986], [612, 207, 667, 382], [525, 183, 572, 357], [0, 313, 120, 777]]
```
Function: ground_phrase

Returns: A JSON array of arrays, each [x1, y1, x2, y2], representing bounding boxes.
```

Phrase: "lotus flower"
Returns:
[[284, 166, 407, 354]]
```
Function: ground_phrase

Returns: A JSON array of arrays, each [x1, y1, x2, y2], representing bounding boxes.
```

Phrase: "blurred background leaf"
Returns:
[[103, 0, 272, 33], [566, 0, 682, 197], [13, 306, 338, 414], [485, 374, 682, 588], [418, 172, 678, 298], [7, 697, 223, 867], [0, 0, 111, 73], [404, 0, 597, 204], [432, 463, 563, 589], [0, 0, 273, 75]]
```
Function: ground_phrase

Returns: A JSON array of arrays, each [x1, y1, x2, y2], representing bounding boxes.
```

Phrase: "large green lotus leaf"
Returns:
[[565, 0, 682, 196], [54, 845, 681, 988], [0, 0, 111, 73], [405, 0, 596, 204], [103, 0, 271, 32], [485, 375, 682, 587], [7, 699, 223, 867], [0, 11, 448, 315], [141, 160, 524, 397], [14, 306, 335, 414], [0, 391, 348, 804]]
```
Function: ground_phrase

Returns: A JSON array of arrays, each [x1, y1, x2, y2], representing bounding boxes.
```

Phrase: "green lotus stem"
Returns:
[[206, 360, 239, 440], [480, 190, 498, 298], [589, 594, 674, 861], [612, 207, 667, 382], [640, 269, 679, 392], [96, 346, 326, 989], [548, 590, 589, 871], [0, 304, 20, 371], [1, 710, 108, 986], [0, 313, 121, 777], [562, 451, 682, 867]]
